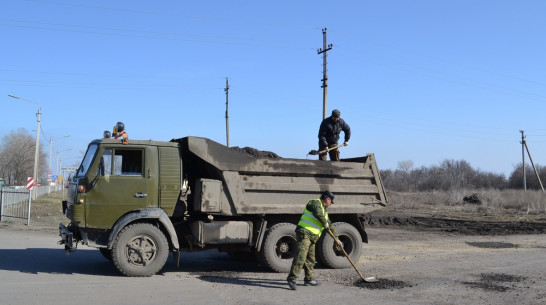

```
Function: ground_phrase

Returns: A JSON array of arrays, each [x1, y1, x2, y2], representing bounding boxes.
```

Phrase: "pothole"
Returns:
[[466, 241, 518, 249], [462, 273, 526, 292]]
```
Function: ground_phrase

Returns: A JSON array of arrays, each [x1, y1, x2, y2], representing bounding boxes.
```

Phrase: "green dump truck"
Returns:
[[59, 136, 387, 276]]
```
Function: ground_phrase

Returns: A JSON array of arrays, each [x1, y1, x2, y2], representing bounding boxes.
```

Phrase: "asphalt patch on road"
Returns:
[[466, 241, 518, 249], [353, 278, 412, 290], [462, 273, 525, 292]]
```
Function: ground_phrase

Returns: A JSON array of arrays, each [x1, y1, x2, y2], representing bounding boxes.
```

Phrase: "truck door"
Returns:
[[85, 146, 150, 228]]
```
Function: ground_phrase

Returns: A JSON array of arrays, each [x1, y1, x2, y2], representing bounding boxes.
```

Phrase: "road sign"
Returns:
[[26, 177, 36, 190]]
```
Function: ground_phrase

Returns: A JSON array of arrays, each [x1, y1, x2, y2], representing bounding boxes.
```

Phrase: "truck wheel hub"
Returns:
[[126, 236, 157, 266]]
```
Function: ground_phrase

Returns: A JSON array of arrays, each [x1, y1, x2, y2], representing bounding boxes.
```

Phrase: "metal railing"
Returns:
[[0, 185, 64, 225]]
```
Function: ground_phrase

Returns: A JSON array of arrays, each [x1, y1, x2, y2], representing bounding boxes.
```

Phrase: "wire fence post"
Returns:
[[27, 189, 32, 226], [0, 189, 3, 222]]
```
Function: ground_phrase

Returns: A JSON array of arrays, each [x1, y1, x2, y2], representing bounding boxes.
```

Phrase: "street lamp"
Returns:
[[8, 94, 41, 198], [49, 135, 70, 180]]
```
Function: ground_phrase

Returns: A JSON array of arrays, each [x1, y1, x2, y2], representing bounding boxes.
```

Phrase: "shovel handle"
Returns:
[[318, 143, 347, 155], [308, 143, 347, 156], [326, 228, 367, 282]]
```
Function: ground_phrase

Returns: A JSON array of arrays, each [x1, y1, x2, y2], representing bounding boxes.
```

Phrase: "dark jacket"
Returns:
[[318, 116, 351, 149]]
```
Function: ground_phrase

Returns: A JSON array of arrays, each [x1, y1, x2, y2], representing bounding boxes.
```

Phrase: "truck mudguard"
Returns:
[[107, 207, 180, 252]]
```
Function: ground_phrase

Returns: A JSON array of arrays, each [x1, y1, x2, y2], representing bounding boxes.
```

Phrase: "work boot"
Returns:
[[304, 280, 320, 286], [287, 281, 297, 290]]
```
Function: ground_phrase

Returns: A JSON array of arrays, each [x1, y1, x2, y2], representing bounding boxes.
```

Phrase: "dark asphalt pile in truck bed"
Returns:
[[229, 146, 281, 159]]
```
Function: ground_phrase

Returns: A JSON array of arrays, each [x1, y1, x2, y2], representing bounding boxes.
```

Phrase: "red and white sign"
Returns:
[[26, 177, 36, 190]]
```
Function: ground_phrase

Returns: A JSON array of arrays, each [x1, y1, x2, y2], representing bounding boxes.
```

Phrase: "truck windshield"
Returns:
[[76, 143, 99, 177]]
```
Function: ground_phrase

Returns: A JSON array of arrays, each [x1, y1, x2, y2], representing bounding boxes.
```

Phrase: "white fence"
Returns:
[[0, 185, 63, 225]]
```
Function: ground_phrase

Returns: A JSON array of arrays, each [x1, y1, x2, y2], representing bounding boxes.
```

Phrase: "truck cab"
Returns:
[[61, 139, 182, 257]]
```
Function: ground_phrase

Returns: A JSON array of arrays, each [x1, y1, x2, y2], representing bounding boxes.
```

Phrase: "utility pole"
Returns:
[[8, 94, 41, 199], [317, 28, 333, 119], [520, 130, 544, 192], [521, 130, 526, 191], [225, 77, 230, 147]]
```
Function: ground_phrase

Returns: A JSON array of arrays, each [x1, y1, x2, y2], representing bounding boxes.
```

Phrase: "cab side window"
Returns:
[[101, 149, 143, 176]]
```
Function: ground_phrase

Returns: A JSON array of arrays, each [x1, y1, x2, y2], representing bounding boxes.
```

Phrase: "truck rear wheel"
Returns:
[[317, 222, 362, 269], [112, 223, 169, 277], [258, 223, 297, 272]]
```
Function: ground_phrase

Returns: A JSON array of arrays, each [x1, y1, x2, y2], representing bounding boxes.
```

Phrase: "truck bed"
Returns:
[[173, 137, 387, 215]]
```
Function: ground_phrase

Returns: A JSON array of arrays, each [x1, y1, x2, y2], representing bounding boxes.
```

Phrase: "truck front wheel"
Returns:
[[112, 223, 169, 277], [99, 248, 112, 261], [257, 223, 297, 272], [317, 222, 362, 269]]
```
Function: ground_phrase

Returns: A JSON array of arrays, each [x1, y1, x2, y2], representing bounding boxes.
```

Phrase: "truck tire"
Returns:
[[258, 223, 297, 273], [317, 222, 362, 269], [112, 223, 169, 277]]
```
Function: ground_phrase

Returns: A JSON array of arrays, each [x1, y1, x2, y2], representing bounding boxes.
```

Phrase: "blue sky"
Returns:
[[2, 0, 546, 178]]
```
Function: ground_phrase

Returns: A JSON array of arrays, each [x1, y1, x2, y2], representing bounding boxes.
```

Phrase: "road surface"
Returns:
[[0, 225, 544, 305]]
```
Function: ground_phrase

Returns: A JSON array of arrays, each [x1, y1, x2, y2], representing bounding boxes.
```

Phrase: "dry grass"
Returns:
[[386, 189, 546, 217], [0, 191, 67, 231]]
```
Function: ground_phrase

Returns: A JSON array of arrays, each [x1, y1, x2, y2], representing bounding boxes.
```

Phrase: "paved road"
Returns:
[[0, 226, 545, 305]]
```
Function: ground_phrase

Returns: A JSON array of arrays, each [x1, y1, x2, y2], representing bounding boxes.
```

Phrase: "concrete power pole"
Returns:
[[520, 130, 544, 192], [225, 77, 230, 147], [521, 130, 526, 191], [317, 28, 333, 119]]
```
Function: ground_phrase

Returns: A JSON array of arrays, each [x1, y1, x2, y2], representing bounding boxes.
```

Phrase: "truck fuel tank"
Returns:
[[189, 221, 252, 245]]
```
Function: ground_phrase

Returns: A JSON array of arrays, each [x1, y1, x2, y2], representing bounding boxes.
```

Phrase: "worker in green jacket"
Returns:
[[287, 191, 337, 290]]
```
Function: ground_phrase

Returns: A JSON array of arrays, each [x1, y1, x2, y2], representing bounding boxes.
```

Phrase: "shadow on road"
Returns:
[[0, 247, 272, 277], [197, 275, 288, 290], [0, 248, 119, 276]]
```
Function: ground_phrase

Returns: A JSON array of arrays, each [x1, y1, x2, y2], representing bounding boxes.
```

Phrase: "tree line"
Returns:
[[380, 159, 545, 192]]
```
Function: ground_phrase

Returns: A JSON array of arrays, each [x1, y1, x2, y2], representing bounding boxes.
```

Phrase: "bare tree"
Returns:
[[381, 159, 507, 192], [397, 160, 414, 172], [0, 129, 46, 186]]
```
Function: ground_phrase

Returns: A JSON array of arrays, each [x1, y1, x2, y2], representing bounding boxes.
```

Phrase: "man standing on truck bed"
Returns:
[[318, 109, 350, 161], [287, 191, 337, 290]]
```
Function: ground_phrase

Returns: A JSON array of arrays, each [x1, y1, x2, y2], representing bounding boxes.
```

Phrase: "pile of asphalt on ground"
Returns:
[[353, 278, 412, 290], [230, 146, 281, 158]]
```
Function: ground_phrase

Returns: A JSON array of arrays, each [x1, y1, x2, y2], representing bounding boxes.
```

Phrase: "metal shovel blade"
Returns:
[[363, 277, 379, 283]]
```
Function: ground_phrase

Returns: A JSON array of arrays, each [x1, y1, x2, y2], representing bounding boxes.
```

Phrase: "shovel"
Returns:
[[308, 143, 347, 155], [326, 228, 379, 283]]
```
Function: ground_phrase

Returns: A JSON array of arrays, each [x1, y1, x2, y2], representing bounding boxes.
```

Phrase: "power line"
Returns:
[[25, 0, 321, 30]]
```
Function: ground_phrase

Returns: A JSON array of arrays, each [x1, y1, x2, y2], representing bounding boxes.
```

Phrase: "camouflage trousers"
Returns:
[[287, 227, 320, 282]]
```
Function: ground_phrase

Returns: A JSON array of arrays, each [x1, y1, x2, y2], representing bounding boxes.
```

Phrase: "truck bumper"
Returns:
[[58, 223, 76, 253]]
